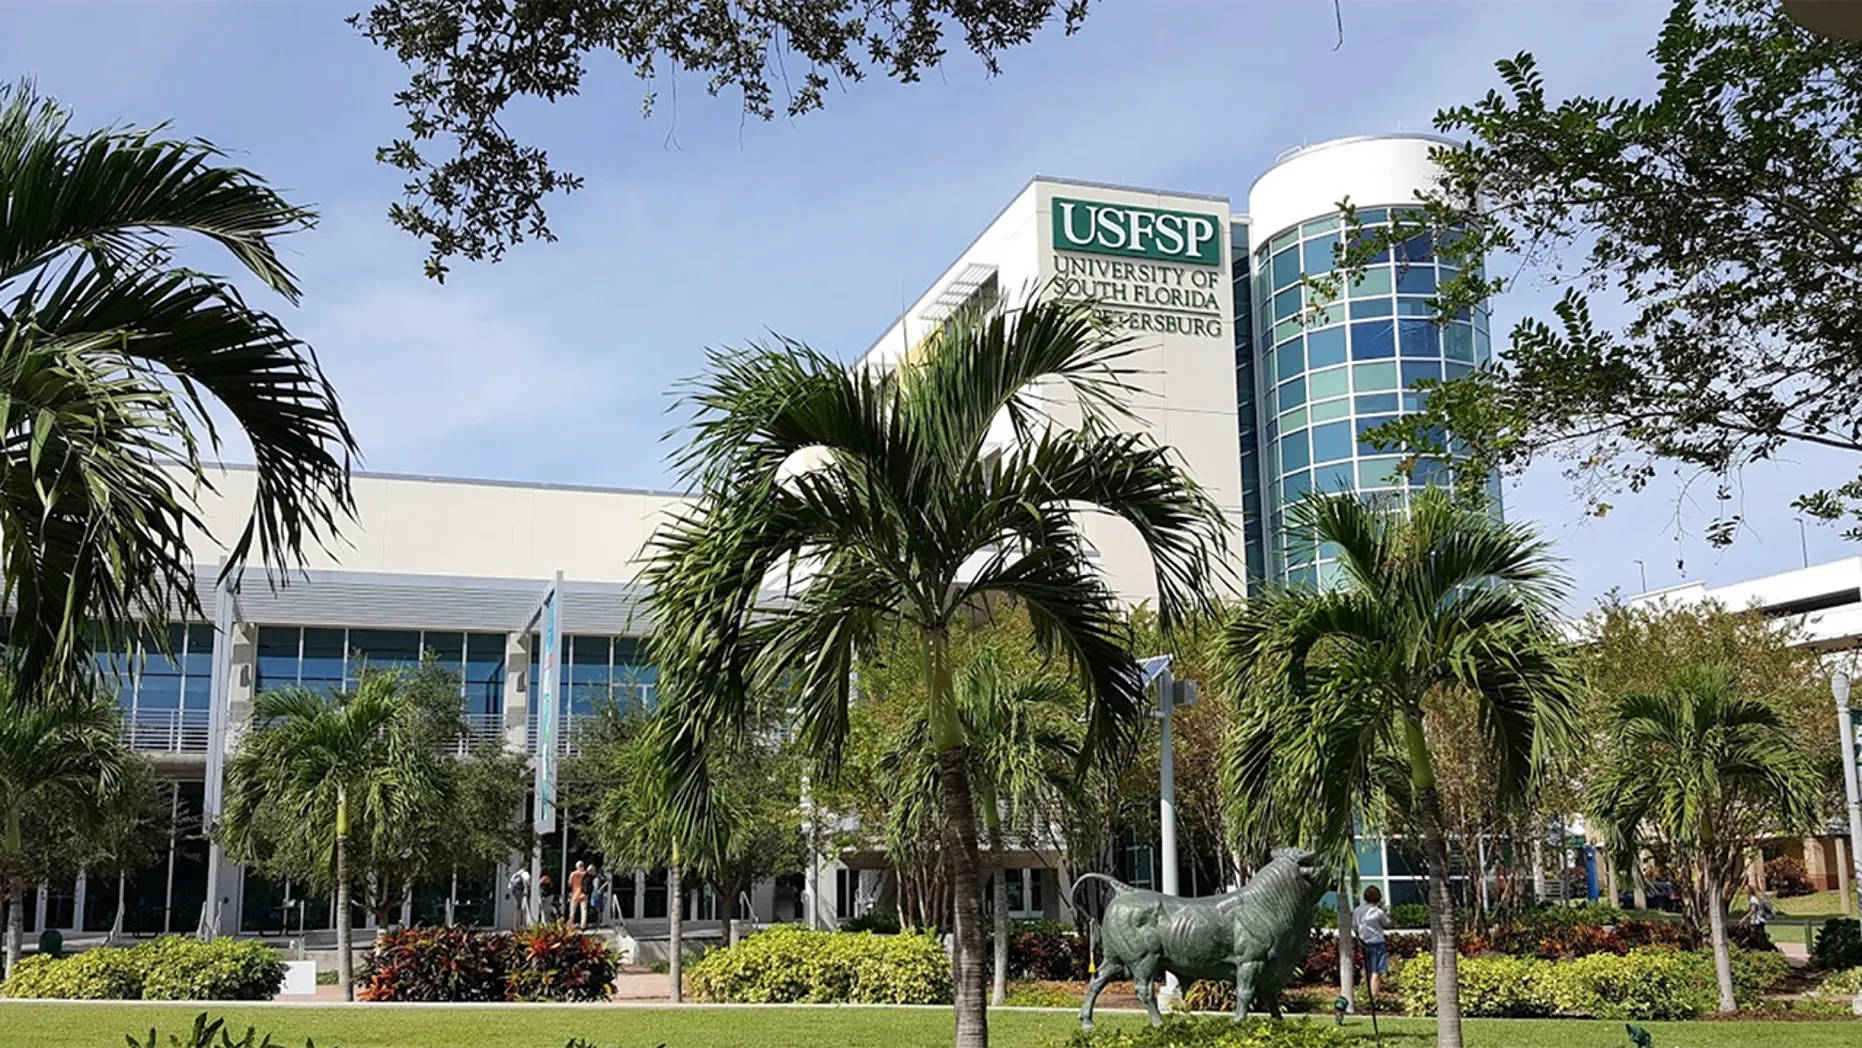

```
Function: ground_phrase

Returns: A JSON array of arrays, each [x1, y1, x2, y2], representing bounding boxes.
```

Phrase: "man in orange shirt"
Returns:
[[568, 860, 589, 928]]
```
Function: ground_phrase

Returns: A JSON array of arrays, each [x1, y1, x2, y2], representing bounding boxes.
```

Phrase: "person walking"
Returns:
[[568, 860, 589, 928], [1352, 885, 1391, 999], [507, 867, 531, 931], [587, 864, 606, 929]]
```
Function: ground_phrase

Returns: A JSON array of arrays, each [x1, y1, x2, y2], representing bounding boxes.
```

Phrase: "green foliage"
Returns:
[[0, 948, 142, 999], [350, 1, 1091, 279], [1321, 0, 1862, 542], [1002, 981, 1080, 1008], [0, 82, 353, 696], [124, 1012, 319, 1048], [1052, 1015, 1351, 1047], [685, 926, 952, 1004], [1, 938, 284, 1001], [1811, 918, 1862, 971], [1393, 947, 1787, 1019], [1816, 966, 1862, 997], [842, 911, 902, 935], [1388, 903, 1430, 929], [1006, 921, 1088, 981], [135, 937, 287, 1002]]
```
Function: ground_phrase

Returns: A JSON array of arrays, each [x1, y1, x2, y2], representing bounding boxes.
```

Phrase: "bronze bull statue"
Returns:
[[1071, 847, 1329, 1029]]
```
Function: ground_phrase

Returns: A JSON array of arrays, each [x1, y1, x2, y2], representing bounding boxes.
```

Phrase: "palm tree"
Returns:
[[883, 650, 1082, 1004], [643, 296, 1227, 1048], [0, 81, 354, 700], [220, 675, 448, 1001], [0, 684, 128, 974], [590, 709, 691, 1001], [1586, 665, 1819, 1013], [1223, 489, 1575, 1048]]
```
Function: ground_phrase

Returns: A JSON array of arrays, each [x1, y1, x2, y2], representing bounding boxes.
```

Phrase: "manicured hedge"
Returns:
[[358, 923, 616, 1002], [0, 937, 284, 1001], [685, 925, 951, 1004], [1392, 946, 1789, 1019]]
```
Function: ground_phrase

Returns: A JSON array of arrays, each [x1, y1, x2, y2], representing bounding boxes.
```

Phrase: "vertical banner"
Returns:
[[533, 572, 563, 835]]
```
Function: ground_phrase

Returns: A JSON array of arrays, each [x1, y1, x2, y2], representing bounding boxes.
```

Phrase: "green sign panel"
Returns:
[[1051, 196, 1222, 267]]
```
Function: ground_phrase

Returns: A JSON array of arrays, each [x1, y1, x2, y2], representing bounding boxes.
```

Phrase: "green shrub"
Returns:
[[1387, 903, 1430, 929], [843, 910, 902, 934], [0, 946, 142, 999], [1, 938, 282, 1001], [1003, 980, 1080, 1007], [1812, 917, 1862, 971], [138, 937, 286, 1001], [125, 1013, 316, 1048], [685, 925, 951, 1004], [1310, 905, 1336, 930], [1818, 966, 1862, 997], [1052, 1015, 1350, 1047], [1394, 946, 1782, 1019]]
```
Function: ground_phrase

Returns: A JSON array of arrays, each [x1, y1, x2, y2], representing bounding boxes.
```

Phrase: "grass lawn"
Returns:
[[7, 1003, 1857, 1048]]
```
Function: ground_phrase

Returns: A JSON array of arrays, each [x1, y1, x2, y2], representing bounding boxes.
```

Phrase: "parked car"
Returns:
[[1618, 882, 1682, 913]]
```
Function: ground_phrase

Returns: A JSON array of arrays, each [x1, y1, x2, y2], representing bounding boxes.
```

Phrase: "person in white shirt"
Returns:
[[1351, 885, 1391, 997]]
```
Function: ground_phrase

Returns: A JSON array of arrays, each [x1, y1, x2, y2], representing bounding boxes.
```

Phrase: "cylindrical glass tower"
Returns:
[[1245, 135, 1498, 587]]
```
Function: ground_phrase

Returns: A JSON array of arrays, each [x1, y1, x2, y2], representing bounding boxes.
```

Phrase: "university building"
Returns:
[[34, 134, 1497, 945]]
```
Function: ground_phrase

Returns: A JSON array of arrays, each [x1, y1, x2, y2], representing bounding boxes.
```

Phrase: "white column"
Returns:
[[1833, 672, 1861, 920]]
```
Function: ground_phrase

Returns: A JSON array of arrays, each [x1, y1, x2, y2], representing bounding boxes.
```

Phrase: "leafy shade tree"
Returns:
[[220, 673, 451, 1000], [0, 684, 129, 974], [644, 296, 1227, 1048], [1325, 0, 1862, 546], [1223, 489, 1576, 1048], [882, 648, 1081, 1004], [350, 1, 1092, 279], [1586, 665, 1821, 1012], [588, 708, 690, 1001], [77, 756, 172, 942], [0, 83, 355, 699]]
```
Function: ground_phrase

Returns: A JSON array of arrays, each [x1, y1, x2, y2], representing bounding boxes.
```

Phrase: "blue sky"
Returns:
[[4, 0, 1853, 610]]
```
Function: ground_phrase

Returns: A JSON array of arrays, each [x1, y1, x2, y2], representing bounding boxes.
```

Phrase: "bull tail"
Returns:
[[1067, 871, 1133, 910]]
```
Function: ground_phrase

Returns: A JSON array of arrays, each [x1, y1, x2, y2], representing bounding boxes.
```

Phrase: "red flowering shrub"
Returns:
[[1005, 921, 1089, 981], [358, 923, 616, 1003], [507, 922, 619, 1002], [1295, 931, 1427, 985], [1765, 856, 1814, 898], [360, 926, 508, 1002]]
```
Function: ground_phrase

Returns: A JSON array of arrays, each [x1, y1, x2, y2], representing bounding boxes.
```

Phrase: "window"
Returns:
[[1299, 217, 1337, 238], [1278, 376, 1306, 410], [1307, 366, 1348, 402], [1303, 234, 1340, 275], [1359, 456, 1408, 487], [1347, 266, 1392, 298], [1313, 461, 1354, 493], [1443, 323, 1475, 362], [1275, 339, 1303, 378], [1349, 297, 1392, 319], [1349, 320, 1395, 360], [465, 633, 506, 716], [1401, 359, 1442, 388], [1396, 296, 1436, 317], [1309, 398, 1351, 424], [1306, 327, 1347, 369], [1351, 361, 1397, 392], [1280, 429, 1310, 471], [1271, 248, 1300, 289], [1282, 470, 1313, 503], [1395, 265, 1436, 295], [1354, 392, 1398, 413], [1398, 320, 1439, 358], [1356, 415, 1398, 455], [1279, 406, 1307, 431], [1272, 285, 1301, 322], [1311, 421, 1352, 464], [1445, 361, 1474, 381]]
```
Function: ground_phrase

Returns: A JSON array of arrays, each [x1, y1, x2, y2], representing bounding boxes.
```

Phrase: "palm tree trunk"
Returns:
[[336, 786, 354, 1002], [4, 806, 22, 977], [926, 629, 987, 1048], [983, 787, 1008, 1007], [1404, 716, 1462, 1048], [1336, 876, 1355, 1007], [1704, 869, 1737, 1013], [668, 862, 684, 1003]]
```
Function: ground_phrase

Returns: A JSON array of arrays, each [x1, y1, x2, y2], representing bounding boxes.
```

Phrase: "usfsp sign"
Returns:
[[1052, 197, 1222, 267]]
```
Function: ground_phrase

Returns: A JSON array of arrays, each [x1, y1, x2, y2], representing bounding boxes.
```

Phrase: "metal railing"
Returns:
[[454, 712, 506, 755], [123, 708, 210, 752], [523, 685, 655, 758]]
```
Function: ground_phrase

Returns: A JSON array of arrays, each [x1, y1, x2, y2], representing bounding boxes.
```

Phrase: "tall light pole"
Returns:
[[1835, 668, 1862, 1015], [1633, 559, 1647, 593], [1142, 655, 1195, 1002]]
